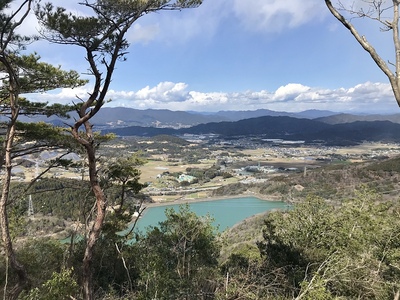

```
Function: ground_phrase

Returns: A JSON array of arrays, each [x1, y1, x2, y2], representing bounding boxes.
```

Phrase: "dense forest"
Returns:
[[2, 183, 400, 299]]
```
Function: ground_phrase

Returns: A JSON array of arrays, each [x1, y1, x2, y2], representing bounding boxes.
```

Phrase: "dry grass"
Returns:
[[138, 157, 214, 183]]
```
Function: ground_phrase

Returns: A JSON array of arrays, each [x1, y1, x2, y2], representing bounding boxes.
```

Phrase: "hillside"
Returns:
[[316, 112, 400, 124], [212, 154, 400, 204], [104, 116, 400, 145], [2, 107, 345, 129]]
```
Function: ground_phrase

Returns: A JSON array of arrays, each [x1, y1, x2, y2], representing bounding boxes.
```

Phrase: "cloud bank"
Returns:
[[26, 81, 397, 114]]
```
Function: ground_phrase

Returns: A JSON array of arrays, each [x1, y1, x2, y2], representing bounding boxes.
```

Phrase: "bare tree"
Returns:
[[325, 0, 400, 106]]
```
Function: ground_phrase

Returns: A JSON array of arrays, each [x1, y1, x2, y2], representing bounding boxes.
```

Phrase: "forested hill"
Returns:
[[2, 107, 342, 128], [102, 115, 400, 145], [316, 112, 400, 124], [8, 106, 400, 130]]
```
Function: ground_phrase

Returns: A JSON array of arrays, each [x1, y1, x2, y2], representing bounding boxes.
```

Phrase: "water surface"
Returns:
[[134, 196, 287, 232]]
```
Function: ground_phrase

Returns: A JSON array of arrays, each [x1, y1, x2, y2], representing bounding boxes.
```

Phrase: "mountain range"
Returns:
[[102, 116, 400, 146], [12, 107, 400, 145], [16, 107, 400, 128]]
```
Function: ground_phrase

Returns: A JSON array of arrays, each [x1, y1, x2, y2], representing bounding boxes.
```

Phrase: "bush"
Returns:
[[22, 268, 79, 300]]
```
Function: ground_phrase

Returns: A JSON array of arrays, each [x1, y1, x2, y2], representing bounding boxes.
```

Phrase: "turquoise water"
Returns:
[[133, 197, 287, 233]]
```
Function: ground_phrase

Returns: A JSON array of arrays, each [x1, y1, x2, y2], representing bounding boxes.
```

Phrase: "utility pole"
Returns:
[[27, 195, 34, 217]]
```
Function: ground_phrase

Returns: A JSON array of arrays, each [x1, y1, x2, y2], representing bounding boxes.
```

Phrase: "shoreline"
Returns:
[[144, 193, 285, 208]]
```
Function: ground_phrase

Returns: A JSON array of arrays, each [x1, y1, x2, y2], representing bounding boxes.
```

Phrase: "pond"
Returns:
[[132, 196, 288, 233]]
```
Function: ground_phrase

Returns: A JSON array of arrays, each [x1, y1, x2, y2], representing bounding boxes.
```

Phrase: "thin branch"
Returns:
[[6, 151, 75, 205], [122, 200, 146, 239], [115, 242, 133, 292], [325, 0, 400, 106], [0, 0, 32, 50]]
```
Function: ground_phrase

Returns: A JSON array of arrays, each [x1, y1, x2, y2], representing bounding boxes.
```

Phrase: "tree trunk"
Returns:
[[0, 179, 29, 300], [0, 98, 29, 300], [81, 141, 107, 300]]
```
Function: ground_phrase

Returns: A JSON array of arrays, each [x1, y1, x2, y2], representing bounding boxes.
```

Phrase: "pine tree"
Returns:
[[0, 2, 87, 299], [35, 1, 202, 298]]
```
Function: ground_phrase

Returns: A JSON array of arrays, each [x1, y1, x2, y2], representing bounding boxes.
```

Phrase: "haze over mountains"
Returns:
[[82, 108, 400, 128], [16, 107, 400, 127], [14, 107, 400, 145]]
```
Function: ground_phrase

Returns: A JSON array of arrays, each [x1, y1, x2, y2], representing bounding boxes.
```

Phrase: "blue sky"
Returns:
[[15, 0, 400, 113]]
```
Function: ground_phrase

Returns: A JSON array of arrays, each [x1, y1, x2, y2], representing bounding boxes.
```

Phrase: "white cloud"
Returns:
[[273, 83, 311, 101], [24, 81, 398, 114], [143, 0, 329, 43], [231, 0, 326, 32], [134, 82, 191, 102], [127, 23, 160, 45], [136, 0, 226, 45], [9, 0, 329, 52], [25, 86, 90, 105], [9, 0, 330, 51]]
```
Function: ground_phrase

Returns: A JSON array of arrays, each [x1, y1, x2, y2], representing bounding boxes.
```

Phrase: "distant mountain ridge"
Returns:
[[9, 107, 400, 129], [208, 109, 338, 120], [315, 113, 400, 124], [9, 107, 342, 128], [103, 116, 400, 146], [8, 107, 400, 145], [89, 108, 341, 128]]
